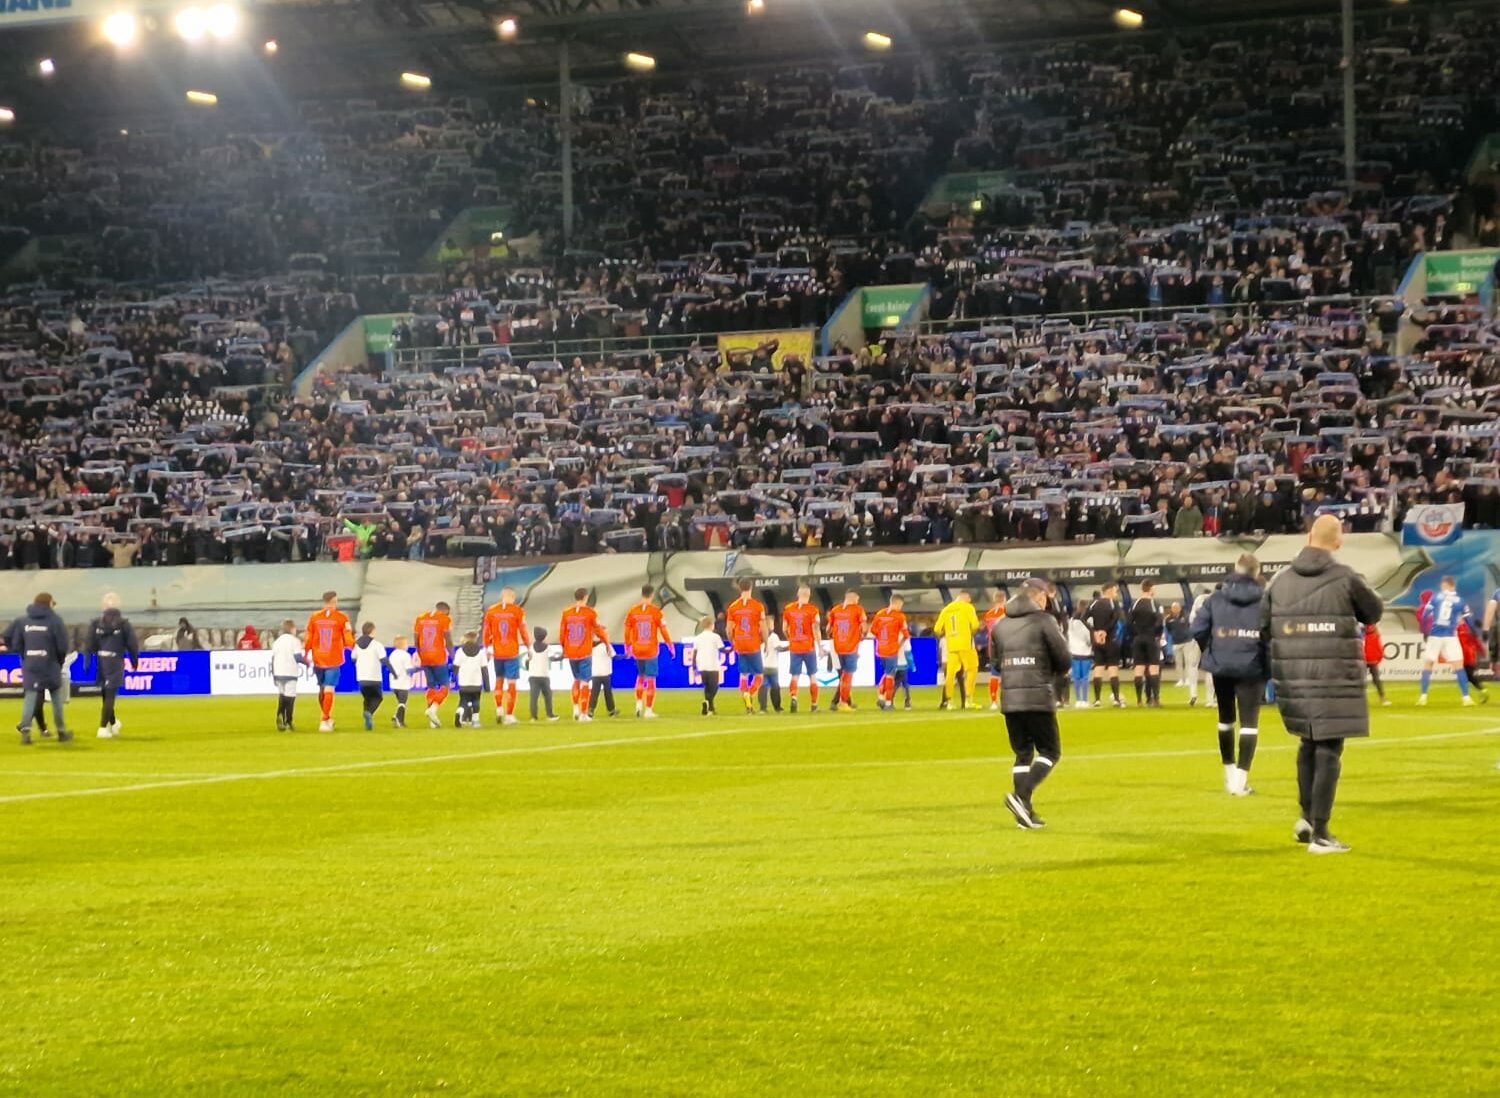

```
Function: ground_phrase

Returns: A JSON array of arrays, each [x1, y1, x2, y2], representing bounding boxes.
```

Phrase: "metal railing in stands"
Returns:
[[387, 294, 1402, 373]]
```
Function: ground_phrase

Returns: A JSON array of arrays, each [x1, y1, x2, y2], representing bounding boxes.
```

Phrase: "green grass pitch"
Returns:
[[1, 683, 1497, 1096]]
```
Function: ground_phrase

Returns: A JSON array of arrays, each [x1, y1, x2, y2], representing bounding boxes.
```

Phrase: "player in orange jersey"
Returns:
[[304, 590, 354, 732], [781, 584, 823, 713], [559, 587, 609, 721], [868, 595, 911, 711], [825, 589, 867, 711], [481, 587, 529, 726], [413, 602, 454, 728], [983, 592, 1007, 709], [724, 578, 768, 714], [623, 583, 675, 719]]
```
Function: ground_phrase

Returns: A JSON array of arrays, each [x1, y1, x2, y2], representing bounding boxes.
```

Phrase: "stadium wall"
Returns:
[[4, 532, 1497, 692]]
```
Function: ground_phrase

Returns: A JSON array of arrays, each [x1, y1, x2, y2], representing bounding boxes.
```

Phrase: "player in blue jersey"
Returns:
[[1418, 577, 1475, 706]]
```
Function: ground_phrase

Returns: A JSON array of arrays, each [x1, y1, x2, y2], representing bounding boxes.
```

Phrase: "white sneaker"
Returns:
[[1416, 695, 1428, 707], [988, 701, 999, 711], [572, 706, 581, 721], [1073, 700, 1087, 709], [1462, 695, 1476, 707], [643, 708, 658, 720], [634, 702, 643, 718], [1230, 768, 1253, 797], [96, 726, 113, 739], [495, 709, 504, 724], [1224, 764, 1237, 794], [577, 713, 592, 723], [318, 720, 333, 733], [111, 720, 122, 737], [471, 717, 482, 729], [502, 714, 518, 726], [426, 704, 440, 728]]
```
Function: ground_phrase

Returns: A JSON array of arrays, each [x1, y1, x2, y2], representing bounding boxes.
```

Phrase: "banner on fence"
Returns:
[[716, 328, 816, 370]]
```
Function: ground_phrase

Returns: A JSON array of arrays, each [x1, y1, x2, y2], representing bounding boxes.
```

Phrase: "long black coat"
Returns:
[[991, 595, 1071, 714], [1261, 547, 1384, 739]]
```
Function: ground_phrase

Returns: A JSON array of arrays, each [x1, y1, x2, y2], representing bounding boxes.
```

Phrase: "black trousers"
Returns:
[[1213, 676, 1264, 728], [360, 683, 384, 715], [701, 671, 720, 710], [1004, 710, 1062, 762]]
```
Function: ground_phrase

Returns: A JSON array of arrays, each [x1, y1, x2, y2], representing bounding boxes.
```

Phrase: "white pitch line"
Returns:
[[0, 711, 947, 806], [253, 725, 1500, 778], [0, 718, 1491, 803]]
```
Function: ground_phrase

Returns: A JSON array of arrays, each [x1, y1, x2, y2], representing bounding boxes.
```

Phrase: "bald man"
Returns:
[[1261, 515, 1383, 854]]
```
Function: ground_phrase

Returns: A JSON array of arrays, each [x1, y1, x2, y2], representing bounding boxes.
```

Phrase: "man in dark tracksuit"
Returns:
[[4, 594, 71, 745], [992, 577, 1072, 830], [1192, 555, 1267, 797], [1261, 516, 1383, 854], [85, 594, 140, 739]]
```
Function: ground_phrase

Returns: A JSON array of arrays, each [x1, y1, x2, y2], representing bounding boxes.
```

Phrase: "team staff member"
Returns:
[[1085, 583, 1124, 707], [992, 578, 1071, 830], [85, 592, 139, 740], [1192, 555, 1267, 797], [306, 590, 354, 733], [1129, 580, 1165, 708], [560, 588, 608, 722], [481, 587, 529, 726], [1261, 514, 1383, 855], [934, 591, 981, 710], [414, 601, 455, 728], [623, 584, 675, 719], [983, 592, 1007, 709], [5, 593, 70, 745], [826, 590, 866, 712], [869, 595, 911, 711], [725, 579, 768, 715], [782, 585, 823, 713]]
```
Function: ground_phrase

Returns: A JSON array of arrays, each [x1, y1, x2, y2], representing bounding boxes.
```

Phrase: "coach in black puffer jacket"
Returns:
[[1261, 532, 1383, 740], [992, 586, 1071, 714]]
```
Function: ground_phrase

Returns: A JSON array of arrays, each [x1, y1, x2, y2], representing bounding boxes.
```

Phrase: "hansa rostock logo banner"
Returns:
[[1401, 503, 1465, 547]]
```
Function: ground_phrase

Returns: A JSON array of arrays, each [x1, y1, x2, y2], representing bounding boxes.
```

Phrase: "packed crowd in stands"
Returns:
[[1, 6, 1499, 566]]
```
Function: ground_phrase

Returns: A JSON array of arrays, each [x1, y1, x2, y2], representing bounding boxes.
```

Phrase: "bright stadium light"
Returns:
[[863, 30, 893, 50], [1113, 8, 1144, 28], [263, 39, 278, 54], [206, 4, 240, 39], [496, 16, 518, 39], [101, 11, 139, 48], [0, 107, 14, 124], [746, 0, 764, 14], [38, 58, 56, 77], [185, 89, 218, 106], [174, 7, 207, 41], [624, 51, 656, 71], [401, 71, 432, 90]]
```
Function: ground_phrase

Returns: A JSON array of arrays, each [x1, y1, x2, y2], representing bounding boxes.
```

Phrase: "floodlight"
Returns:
[[401, 71, 432, 89], [624, 52, 656, 71], [101, 11, 139, 48], [863, 31, 892, 50], [186, 89, 219, 105], [1113, 8, 1144, 28], [39, 58, 56, 77], [497, 17, 518, 39]]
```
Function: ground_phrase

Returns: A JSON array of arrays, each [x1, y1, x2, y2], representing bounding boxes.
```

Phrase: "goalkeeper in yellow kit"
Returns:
[[935, 591, 982, 709]]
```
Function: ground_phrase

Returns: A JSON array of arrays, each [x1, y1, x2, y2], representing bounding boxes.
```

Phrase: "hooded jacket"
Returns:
[[1261, 546, 1383, 739], [990, 594, 1070, 714], [1192, 573, 1267, 680], [353, 634, 388, 684], [86, 608, 141, 674], [3, 602, 69, 690]]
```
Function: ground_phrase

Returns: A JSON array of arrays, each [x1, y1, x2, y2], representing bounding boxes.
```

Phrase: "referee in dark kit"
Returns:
[[1085, 582, 1124, 708], [992, 577, 1072, 830]]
